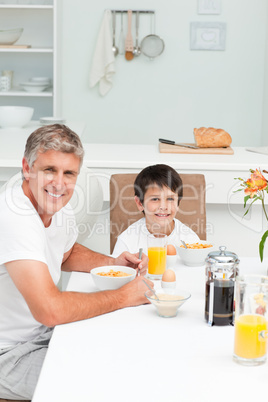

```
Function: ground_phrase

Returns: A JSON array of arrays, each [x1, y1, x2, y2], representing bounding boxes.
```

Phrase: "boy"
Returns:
[[112, 164, 200, 256]]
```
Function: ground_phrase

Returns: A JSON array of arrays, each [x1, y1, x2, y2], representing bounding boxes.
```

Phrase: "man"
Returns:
[[0, 124, 152, 400]]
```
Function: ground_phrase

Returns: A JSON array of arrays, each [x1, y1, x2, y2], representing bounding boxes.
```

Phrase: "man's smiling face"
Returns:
[[22, 149, 80, 226]]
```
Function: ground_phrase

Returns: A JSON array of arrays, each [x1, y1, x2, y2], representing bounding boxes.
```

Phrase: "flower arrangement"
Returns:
[[235, 169, 268, 262]]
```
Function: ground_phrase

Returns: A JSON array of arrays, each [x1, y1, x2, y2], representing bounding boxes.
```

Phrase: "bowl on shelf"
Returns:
[[91, 266, 136, 291], [30, 77, 51, 85], [40, 117, 66, 125], [0, 106, 34, 128], [0, 28, 23, 45], [145, 289, 191, 318], [177, 241, 214, 267], [20, 81, 50, 92]]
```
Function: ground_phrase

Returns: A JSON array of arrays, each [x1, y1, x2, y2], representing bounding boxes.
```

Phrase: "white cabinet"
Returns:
[[0, 0, 60, 119]]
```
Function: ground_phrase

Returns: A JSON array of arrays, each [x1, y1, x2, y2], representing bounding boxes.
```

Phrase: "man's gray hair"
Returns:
[[24, 124, 84, 169]]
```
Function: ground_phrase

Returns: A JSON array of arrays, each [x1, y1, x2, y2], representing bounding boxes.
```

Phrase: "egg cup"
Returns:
[[161, 280, 176, 290]]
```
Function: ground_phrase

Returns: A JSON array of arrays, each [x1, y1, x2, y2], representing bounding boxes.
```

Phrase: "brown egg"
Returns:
[[167, 244, 177, 255], [162, 269, 176, 282]]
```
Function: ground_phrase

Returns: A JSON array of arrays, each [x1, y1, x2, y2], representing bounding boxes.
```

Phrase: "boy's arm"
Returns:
[[111, 237, 131, 257]]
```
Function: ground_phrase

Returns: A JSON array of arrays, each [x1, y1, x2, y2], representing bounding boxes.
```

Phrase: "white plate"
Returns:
[[20, 82, 50, 92], [40, 117, 66, 125]]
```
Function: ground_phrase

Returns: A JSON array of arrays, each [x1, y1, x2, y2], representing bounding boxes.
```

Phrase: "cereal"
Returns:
[[180, 242, 213, 249], [96, 269, 132, 277]]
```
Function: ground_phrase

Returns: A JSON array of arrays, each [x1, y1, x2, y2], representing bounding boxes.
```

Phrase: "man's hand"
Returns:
[[118, 276, 154, 306], [114, 251, 148, 276]]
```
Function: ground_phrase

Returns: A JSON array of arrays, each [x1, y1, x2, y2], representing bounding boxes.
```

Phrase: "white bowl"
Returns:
[[0, 28, 23, 45], [30, 77, 50, 84], [177, 241, 214, 267], [91, 266, 136, 290], [20, 82, 50, 92], [145, 289, 191, 317], [0, 106, 34, 128]]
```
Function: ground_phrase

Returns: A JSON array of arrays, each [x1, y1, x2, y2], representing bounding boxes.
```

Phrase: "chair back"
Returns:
[[110, 173, 206, 254]]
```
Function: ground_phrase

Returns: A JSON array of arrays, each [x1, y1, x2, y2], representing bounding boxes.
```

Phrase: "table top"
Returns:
[[32, 258, 268, 402]]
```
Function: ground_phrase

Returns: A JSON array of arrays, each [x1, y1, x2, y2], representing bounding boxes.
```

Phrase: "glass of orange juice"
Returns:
[[233, 275, 268, 366], [147, 233, 167, 280]]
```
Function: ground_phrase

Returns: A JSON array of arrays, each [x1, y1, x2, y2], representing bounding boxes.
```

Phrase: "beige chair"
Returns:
[[110, 173, 206, 254]]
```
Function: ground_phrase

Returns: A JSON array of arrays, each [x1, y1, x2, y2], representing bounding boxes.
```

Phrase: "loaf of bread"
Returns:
[[193, 127, 232, 148]]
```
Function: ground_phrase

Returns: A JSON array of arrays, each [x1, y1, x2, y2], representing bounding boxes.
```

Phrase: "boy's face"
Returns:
[[135, 185, 179, 235]]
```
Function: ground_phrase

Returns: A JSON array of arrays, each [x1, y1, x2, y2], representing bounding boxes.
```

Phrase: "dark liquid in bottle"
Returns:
[[205, 280, 234, 326]]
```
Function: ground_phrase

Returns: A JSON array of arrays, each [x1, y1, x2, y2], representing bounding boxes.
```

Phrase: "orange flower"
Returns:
[[244, 169, 267, 198]]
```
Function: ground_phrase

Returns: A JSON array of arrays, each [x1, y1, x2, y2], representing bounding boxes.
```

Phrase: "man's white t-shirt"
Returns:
[[112, 217, 200, 257], [0, 185, 78, 348]]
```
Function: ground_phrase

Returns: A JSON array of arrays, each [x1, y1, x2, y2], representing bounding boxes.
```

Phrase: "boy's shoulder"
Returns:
[[119, 217, 146, 237]]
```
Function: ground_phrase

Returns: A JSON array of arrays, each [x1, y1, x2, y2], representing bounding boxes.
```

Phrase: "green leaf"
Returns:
[[233, 188, 244, 193], [244, 195, 250, 207], [259, 230, 268, 262]]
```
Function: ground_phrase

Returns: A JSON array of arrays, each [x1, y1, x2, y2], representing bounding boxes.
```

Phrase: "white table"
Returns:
[[32, 258, 268, 402]]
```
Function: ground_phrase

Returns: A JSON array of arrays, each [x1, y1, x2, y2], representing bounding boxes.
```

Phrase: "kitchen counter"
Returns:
[[83, 144, 268, 172], [0, 140, 267, 257]]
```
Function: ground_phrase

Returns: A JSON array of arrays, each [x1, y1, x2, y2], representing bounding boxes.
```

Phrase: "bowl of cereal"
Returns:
[[91, 266, 136, 290], [145, 289, 191, 317], [177, 241, 214, 267]]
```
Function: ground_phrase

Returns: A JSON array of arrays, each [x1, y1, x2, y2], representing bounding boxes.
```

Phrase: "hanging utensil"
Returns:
[[141, 13, 165, 60], [125, 10, 134, 61], [112, 10, 118, 57], [133, 11, 141, 57], [118, 11, 125, 55]]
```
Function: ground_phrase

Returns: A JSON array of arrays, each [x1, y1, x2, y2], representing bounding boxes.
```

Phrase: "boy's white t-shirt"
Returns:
[[112, 217, 200, 257], [0, 185, 78, 348]]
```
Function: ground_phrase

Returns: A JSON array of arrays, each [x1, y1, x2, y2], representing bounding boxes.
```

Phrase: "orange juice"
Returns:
[[148, 247, 167, 275], [234, 314, 267, 359]]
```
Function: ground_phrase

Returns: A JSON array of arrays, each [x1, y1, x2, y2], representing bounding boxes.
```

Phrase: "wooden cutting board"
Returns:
[[159, 142, 234, 155]]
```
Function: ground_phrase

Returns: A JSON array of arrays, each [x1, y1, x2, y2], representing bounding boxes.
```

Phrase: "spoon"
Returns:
[[137, 247, 143, 276], [181, 240, 188, 249], [142, 279, 160, 301], [112, 10, 118, 56], [133, 11, 141, 57]]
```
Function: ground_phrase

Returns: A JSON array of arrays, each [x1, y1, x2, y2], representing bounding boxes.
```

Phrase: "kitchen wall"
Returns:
[[60, 0, 268, 146]]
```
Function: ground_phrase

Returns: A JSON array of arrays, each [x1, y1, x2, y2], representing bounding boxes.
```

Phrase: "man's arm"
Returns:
[[5, 259, 153, 327], [62, 243, 148, 275]]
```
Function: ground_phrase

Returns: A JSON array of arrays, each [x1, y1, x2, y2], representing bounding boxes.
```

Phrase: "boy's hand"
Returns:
[[114, 252, 148, 276]]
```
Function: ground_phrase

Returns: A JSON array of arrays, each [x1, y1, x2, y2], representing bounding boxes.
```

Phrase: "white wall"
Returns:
[[60, 0, 268, 146]]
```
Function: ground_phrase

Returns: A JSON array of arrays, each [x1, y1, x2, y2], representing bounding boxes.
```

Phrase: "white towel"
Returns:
[[89, 10, 115, 96]]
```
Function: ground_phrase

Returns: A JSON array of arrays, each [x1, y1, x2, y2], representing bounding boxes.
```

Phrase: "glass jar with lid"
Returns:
[[205, 246, 240, 326]]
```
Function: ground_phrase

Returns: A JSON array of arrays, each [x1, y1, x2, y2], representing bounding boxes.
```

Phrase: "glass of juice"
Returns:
[[147, 233, 167, 280], [233, 275, 268, 366]]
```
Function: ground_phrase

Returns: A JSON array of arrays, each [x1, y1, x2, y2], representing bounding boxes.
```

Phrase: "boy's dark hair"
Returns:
[[134, 164, 183, 205]]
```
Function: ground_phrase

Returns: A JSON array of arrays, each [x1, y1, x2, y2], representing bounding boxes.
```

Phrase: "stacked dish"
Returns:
[[20, 77, 51, 92], [40, 117, 66, 126]]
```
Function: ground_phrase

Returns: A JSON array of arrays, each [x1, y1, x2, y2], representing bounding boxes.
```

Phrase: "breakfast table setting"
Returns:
[[32, 249, 268, 402]]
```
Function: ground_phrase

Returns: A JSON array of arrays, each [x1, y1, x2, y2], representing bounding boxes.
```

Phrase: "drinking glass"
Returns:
[[233, 275, 268, 366], [147, 233, 167, 280]]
